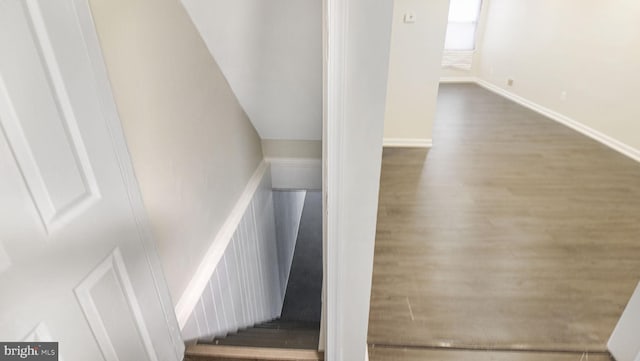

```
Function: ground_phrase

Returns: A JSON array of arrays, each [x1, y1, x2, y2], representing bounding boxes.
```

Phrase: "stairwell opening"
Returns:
[[279, 191, 322, 325], [186, 190, 323, 360]]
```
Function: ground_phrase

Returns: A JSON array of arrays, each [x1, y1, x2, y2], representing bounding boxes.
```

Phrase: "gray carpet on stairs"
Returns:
[[279, 191, 323, 323]]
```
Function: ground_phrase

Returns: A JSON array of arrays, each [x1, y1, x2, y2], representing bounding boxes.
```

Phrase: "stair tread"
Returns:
[[221, 333, 318, 343], [212, 334, 318, 349], [186, 344, 323, 361], [256, 320, 320, 330], [238, 328, 319, 336], [202, 319, 320, 351]]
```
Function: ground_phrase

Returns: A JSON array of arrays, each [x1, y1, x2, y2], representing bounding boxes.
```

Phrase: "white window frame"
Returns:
[[444, 0, 483, 51]]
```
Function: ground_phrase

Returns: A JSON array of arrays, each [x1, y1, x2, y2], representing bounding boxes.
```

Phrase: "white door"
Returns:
[[609, 282, 640, 361], [0, 0, 183, 360]]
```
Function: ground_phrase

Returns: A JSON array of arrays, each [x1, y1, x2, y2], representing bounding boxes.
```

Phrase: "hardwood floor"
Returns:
[[368, 346, 611, 361], [368, 84, 640, 356]]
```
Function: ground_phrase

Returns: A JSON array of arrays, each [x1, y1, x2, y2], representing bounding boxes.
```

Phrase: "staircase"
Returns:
[[185, 319, 323, 361]]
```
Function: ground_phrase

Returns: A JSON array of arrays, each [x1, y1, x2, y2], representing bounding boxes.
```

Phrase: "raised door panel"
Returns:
[[75, 249, 157, 361], [0, 0, 99, 233], [0, 0, 181, 359]]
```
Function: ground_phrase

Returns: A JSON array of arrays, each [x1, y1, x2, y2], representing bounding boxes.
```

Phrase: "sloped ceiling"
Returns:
[[182, 0, 322, 141]]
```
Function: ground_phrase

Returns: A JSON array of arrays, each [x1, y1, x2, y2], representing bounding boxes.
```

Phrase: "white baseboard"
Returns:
[[439, 76, 476, 83], [175, 161, 269, 329], [383, 138, 432, 148], [474, 78, 640, 163], [267, 157, 322, 190]]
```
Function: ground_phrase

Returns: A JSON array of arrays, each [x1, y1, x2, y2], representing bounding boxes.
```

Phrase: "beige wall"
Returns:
[[261, 140, 322, 190], [261, 139, 322, 159], [90, 0, 263, 303], [476, 0, 640, 152], [384, 0, 451, 143]]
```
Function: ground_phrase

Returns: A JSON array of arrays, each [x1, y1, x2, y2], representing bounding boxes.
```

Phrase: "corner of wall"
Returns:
[[473, 77, 640, 164], [262, 139, 322, 190], [383, 0, 451, 147]]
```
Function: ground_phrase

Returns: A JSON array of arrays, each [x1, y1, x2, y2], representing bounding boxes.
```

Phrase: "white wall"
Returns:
[[273, 191, 307, 299], [441, 65, 477, 79], [90, 0, 263, 305], [384, 0, 451, 145], [263, 140, 322, 190], [180, 172, 308, 343], [181, 0, 322, 141], [476, 0, 640, 154], [182, 168, 282, 342], [324, 0, 394, 359]]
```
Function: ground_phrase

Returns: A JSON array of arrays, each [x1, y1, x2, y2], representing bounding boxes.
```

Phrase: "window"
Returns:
[[444, 0, 482, 51]]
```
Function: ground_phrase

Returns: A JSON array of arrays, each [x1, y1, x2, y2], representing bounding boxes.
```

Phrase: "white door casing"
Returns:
[[0, 0, 183, 360], [609, 281, 640, 361], [323, 0, 394, 359]]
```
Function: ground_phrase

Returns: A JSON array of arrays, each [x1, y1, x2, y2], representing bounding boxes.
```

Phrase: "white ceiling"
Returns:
[[182, 0, 322, 141]]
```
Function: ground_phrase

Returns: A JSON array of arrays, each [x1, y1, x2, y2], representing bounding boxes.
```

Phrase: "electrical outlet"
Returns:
[[403, 12, 416, 23], [507, 78, 514, 86], [561, 91, 567, 101]]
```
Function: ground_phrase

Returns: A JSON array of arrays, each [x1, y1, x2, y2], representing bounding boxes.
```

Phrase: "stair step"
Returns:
[[238, 328, 319, 338], [185, 344, 323, 361], [255, 320, 320, 331], [212, 331, 319, 349]]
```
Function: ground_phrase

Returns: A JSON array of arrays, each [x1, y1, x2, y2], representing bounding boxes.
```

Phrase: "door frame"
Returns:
[[70, 0, 184, 358], [321, 0, 347, 357], [322, 0, 395, 359]]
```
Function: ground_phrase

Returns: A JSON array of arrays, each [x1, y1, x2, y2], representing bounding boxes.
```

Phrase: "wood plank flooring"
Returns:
[[368, 346, 611, 361], [368, 84, 640, 357]]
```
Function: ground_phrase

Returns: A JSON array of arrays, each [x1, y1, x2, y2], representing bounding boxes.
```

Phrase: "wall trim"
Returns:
[[474, 78, 640, 164], [175, 161, 269, 329], [439, 76, 476, 83], [266, 157, 322, 190], [383, 138, 432, 148], [324, 0, 349, 357]]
